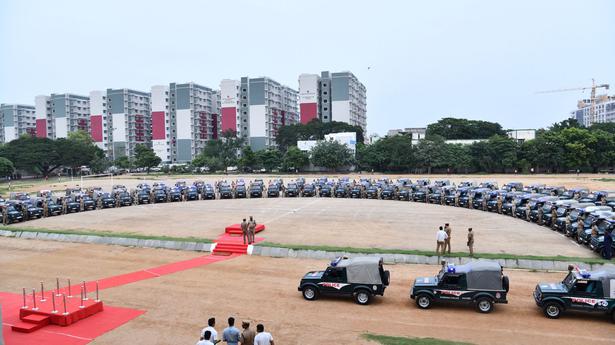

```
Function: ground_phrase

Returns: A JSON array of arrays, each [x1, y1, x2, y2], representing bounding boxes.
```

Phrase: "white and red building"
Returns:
[[34, 93, 90, 139], [220, 77, 298, 151], [0, 104, 36, 143], [150, 82, 220, 163], [298, 71, 367, 134]]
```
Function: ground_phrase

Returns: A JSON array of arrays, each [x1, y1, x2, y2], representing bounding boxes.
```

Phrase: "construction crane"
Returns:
[[537, 79, 610, 125]]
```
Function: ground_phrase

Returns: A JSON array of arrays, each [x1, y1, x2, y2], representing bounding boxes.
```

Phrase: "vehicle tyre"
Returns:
[[576, 235, 584, 245], [416, 294, 432, 309], [475, 297, 493, 313], [354, 290, 372, 305], [543, 302, 562, 319], [302, 286, 318, 301], [502, 276, 510, 292]]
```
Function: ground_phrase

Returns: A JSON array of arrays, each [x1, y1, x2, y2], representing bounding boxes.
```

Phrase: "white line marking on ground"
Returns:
[[143, 269, 161, 277], [261, 198, 322, 224]]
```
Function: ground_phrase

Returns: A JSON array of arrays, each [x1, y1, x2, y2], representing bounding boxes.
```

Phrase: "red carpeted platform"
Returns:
[[212, 233, 264, 255], [224, 223, 265, 235], [13, 294, 103, 332], [1, 292, 144, 345]]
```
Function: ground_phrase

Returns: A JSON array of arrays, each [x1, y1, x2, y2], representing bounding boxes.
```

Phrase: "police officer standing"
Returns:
[[21, 203, 28, 221], [497, 195, 503, 214], [115, 192, 121, 208], [248, 216, 256, 244], [62, 197, 68, 215], [241, 218, 249, 245], [43, 200, 49, 217], [576, 216, 585, 241], [79, 196, 85, 212], [468, 193, 473, 209], [2, 205, 8, 225], [551, 206, 558, 229], [454, 191, 459, 207], [482, 196, 487, 211], [96, 196, 102, 210]]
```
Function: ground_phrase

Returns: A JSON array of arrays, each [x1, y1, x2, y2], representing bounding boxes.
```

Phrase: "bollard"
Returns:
[[32, 289, 38, 311], [56, 277, 61, 296], [67, 279, 72, 298], [62, 294, 68, 315], [95, 281, 100, 302], [40, 281, 46, 302], [22, 288, 27, 309], [51, 294, 57, 313], [82, 281, 88, 300], [79, 286, 85, 308]]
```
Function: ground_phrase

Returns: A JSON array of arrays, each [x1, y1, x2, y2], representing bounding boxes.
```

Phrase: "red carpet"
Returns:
[[2, 224, 259, 344], [224, 223, 265, 235], [1, 292, 144, 345]]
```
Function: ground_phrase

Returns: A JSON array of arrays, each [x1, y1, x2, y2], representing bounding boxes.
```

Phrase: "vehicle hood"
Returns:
[[413, 276, 438, 287], [537, 282, 567, 293], [302, 271, 324, 280]]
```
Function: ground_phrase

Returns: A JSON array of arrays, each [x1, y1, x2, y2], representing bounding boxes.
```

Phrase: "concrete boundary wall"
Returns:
[[250, 246, 609, 271], [0, 230, 213, 252], [0, 229, 607, 271]]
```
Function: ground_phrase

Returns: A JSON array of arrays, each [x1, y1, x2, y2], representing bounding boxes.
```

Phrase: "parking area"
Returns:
[[0, 237, 613, 345]]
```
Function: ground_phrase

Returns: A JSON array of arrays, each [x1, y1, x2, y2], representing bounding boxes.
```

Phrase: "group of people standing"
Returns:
[[435, 223, 475, 256], [241, 216, 258, 245], [199, 317, 274, 345]]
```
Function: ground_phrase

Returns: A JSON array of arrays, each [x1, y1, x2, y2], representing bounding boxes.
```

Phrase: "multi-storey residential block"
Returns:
[[106, 88, 151, 159], [571, 94, 615, 127], [150, 82, 220, 163], [34, 93, 89, 139], [221, 77, 298, 151], [0, 104, 36, 143], [298, 71, 366, 134]]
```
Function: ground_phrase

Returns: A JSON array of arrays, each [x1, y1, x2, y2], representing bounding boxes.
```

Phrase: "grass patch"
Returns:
[[258, 241, 608, 264], [363, 334, 473, 345], [594, 178, 615, 182], [0, 226, 213, 243]]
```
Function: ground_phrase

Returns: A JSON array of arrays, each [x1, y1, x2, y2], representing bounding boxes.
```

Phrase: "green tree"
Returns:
[[426, 117, 505, 139], [256, 148, 282, 172], [193, 130, 244, 171], [282, 146, 309, 171], [276, 119, 364, 151], [0, 157, 14, 177], [310, 140, 354, 172], [114, 156, 132, 169], [0, 136, 61, 176], [134, 144, 161, 173], [414, 136, 447, 173], [239, 146, 257, 171]]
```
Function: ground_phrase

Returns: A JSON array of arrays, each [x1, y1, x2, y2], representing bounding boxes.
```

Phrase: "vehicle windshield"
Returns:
[[562, 272, 575, 290]]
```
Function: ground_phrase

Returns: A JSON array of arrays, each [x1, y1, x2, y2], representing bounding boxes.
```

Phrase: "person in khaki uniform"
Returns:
[[248, 216, 256, 244], [241, 218, 249, 245], [468, 194, 473, 209], [525, 206, 531, 221], [2, 206, 8, 225], [577, 216, 585, 241], [454, 192, 459, 207], [482, 196, 487, 211], [444, 223, 452, 254], [511, 201, 516, 218], [467, 228, 474, 257], [96, 196, 102, 210], [551, 207, 558, 229], [61, 197, 68, 215], [240, 321, 255, 345], [21, 203, 28, 221], [43, 200, 49, 217], [537, 206, 543, 225], [79, 196, 84, 212], [497, 195, 503, 214]]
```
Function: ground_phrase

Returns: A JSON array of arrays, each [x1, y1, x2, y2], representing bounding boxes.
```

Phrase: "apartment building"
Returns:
[[150, 82, 220, 163], [34, 93, 90, 139], [106, 88, 151, 159], [220, 77, 298, 151], [298, 71, 367, 133], [571, 94, 615, 126], [0, 104, 36, 143]]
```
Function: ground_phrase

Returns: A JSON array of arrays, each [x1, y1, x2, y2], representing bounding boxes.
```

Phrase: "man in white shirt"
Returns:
[[201, 318, 220, 344], [436, 226, 448, 255], [254, 324, 274, 345], [197, 330, 215, 345]]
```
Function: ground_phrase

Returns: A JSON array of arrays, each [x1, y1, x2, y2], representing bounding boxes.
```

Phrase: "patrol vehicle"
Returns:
[[249, 185, 263, 198], [267, 185, 280, 198], [528, 196, 559, 223], [334, 184, 349, 198], [533, 265, 615, 322], [202, 184, 216, 199], [544, 199, 578, 230], [502, 182, 523, 192], [559, 188, 589, 200], [301, 184, 316, 197], [397, 187, 411, 201], [298, 256, 390, 305], [234, 185, 247, 199], [284, 183, 299, 197], [136, 189, 151, 204], [319, 184, 333, 197], [577, 210, 613, 245], [365, 185, 378, 199], [99, 193, 117, 208], [219, 185, 233, 199], [349, 185, 363, 199], [153, 188, 168, 203], [411, 260, 509, 313], [380, 185, 396, 200], [589, 215, 615, 255], [116, 191, 133, 206], [0, 203, 24, 223], [470, 188, 491, 210]]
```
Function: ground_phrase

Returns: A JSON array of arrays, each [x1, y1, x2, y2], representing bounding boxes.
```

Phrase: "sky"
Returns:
[[1, 0, 614, 136]]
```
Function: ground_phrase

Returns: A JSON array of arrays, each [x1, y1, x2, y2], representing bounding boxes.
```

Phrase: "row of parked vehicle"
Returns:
[[298, 256, 615, 323]]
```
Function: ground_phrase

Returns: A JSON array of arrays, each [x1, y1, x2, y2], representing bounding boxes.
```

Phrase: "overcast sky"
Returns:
[[1, 0, 614, 135]]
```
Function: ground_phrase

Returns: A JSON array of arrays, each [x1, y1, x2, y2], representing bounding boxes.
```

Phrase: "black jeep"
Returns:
[[153, 189, 168, 203], [301, 184, 316, 197], [219, 186, 233, 199], [285, 183, 299, 197], [397, 188, 411, 201], [136, 190, 151, 204], [249, 185, 263, 198], [380, 185, 396, 200], [234, 185, 247, 199], [534, 265, 615, 322], [298, 257, 390, 305], [116, 192, 133, 206], [202, 185, 216, 199], [349, 185, 363, 199], [334, 184, 348, 198], [319, 185, 332, 197], [365, 186, 379, 199], [0, 204, 24, 223], [411, 260, 509, 313], [267, 185, 280, 198]]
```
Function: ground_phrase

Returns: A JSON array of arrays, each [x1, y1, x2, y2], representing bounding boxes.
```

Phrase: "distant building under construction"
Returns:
[[571, 94, 615, 127]]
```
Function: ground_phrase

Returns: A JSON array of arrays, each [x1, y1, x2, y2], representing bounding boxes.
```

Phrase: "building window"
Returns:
[[323, 107, 328, 111]]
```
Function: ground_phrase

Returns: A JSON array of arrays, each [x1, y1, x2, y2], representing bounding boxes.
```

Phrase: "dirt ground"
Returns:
[[19, 196, 593, 257], [0, 237, 613, 345]]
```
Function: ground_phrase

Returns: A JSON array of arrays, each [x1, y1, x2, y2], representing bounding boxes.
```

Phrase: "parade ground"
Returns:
[[2, 173, 615, 344], [1, 237, 614, 345]]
